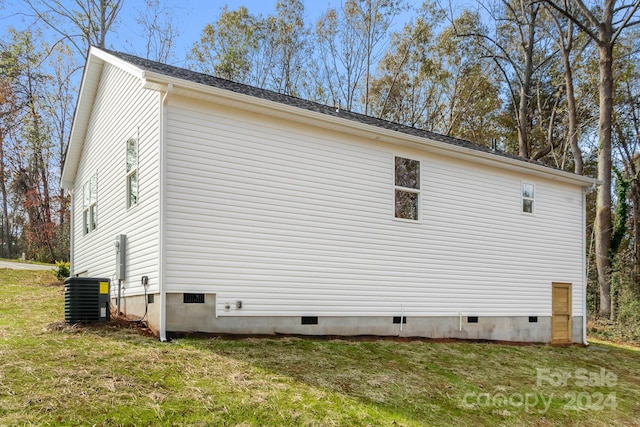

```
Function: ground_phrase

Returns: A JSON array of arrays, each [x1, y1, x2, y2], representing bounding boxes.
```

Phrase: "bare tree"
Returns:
[[43, 42, 77, 260], [613, 37, 640, 289], [315, 0, 405, 112], [22, 0, 124, 55], [265, 0, 309, 96], [542, 0, 640, 318], [133, 0, 179, 63], [368, 4, 448, 127], [541, 3, 589, 174], [456, 0, 557, 159], [0, 59, 19, 258]]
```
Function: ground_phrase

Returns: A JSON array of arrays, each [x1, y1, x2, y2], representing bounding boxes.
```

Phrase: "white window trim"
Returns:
[[522, 182, 535, 215], [393, 155, 422, 222], [126, 135, 139, 209], [82, 173, 97, 235]]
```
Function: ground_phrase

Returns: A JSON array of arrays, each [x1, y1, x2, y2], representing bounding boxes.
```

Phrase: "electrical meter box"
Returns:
[[115, 234, 126, 280], [64, 277, 110, 323]]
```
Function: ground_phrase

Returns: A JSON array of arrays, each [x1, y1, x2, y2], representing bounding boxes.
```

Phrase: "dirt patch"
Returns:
[[165, 331, 553, 346], [46, 315, 156, 338], [41, 281, 64, 287]]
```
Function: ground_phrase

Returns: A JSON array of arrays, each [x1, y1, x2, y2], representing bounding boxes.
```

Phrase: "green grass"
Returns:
[[1, 269, 639, 426]]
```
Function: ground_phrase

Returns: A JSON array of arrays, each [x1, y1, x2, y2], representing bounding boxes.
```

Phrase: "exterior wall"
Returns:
[[71, 62, 161, 315], [163, 95, 586, 341], [163, 291, 555, 341], [115, 294, 159, 333]]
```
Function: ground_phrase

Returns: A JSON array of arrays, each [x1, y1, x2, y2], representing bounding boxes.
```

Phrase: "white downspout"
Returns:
[[582, 184, 595, 346], [158, 83, 173, 342], [582, 187, 587, 346]]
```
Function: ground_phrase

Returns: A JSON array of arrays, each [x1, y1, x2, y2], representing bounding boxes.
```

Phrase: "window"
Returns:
[[522, 183, 535, 214], [394, 156, 420, 220], [126, 137, 138, 208], [83, 174, 97, 234]]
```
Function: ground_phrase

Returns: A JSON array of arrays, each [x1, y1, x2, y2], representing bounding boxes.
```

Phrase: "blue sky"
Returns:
[[0, 0, 344, 63], [132, 0, 343, 63], [125, 0, 341, 56], [0, 1, 482, 65]]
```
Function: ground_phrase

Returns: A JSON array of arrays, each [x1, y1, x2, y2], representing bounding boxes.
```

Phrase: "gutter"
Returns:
[[158, 83, 173, 342]]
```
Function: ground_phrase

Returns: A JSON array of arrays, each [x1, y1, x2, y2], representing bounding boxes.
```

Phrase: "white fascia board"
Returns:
[[141, 71, 598, 188], [61, 51, 104, 188], [90, 47, 146, 80]]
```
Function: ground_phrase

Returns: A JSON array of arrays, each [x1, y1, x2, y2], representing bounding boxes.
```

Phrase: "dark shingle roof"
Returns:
[[105, 48, 539, 166]]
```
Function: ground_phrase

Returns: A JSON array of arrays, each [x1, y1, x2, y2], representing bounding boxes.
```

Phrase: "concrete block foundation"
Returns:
[[116, 293, 584, 344]]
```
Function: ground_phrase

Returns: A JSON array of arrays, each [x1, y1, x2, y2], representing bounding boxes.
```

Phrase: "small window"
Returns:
[[126, 137, 138, 208], [522, 183, 535, 214], [395, 156, 420, 220], [82, 174, 97, 234]]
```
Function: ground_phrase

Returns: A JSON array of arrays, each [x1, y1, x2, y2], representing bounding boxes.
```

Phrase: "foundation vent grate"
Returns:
[[301, 316, 318, 325], [183, 293, 205, 304]]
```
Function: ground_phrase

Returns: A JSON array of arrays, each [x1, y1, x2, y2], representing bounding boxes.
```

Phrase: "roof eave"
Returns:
[[61, 47, 146, 189], [141, 71, 598, 188]]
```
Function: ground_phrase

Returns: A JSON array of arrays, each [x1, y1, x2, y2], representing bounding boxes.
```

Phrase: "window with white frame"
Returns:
[[394, 156, 420, 220], [126, 137, 138, 208], [83, 174, 97, 234], [522, 183, 535, 214]]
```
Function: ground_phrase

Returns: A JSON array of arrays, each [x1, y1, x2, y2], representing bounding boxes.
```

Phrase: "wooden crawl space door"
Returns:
[[551, 282, 572, 343]]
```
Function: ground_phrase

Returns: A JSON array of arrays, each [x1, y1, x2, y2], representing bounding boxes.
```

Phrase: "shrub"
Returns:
[[53, 261, 70, 281]]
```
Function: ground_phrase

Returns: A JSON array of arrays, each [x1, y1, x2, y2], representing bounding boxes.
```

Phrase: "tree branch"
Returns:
[[533, 0, 599, 41], [612, 0, 640, 44]]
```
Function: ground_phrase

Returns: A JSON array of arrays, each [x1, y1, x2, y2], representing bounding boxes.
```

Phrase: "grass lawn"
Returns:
[[1, 269, 639, 426]]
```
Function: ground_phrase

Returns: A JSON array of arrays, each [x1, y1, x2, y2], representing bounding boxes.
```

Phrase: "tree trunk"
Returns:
[[99, 0, 107, 48], [634, 186, 640, 294], [561, 22, 583, 175], [0, 138, 10, 259], [595, 40, 614, 318], [517, 3, 538, 159]]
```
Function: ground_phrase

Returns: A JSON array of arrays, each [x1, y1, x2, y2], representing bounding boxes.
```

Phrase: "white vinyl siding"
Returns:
[[71, 62, 161, 294], [164, 96, 585, 318]]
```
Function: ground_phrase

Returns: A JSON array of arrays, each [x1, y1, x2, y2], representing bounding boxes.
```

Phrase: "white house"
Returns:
[[61, 47, 597, 343]]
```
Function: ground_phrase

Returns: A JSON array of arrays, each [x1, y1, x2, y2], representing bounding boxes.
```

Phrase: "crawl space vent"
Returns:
[[183, 293, 205, 304], [301, 316, 318, 325]]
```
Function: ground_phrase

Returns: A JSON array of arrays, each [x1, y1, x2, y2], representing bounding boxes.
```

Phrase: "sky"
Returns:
[[128, 0, 343, 64], [0, 0, 347, 65], [0, 0, 483, 66]]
